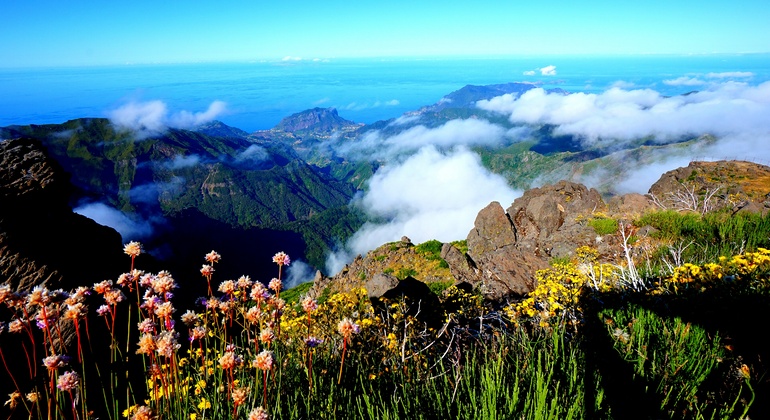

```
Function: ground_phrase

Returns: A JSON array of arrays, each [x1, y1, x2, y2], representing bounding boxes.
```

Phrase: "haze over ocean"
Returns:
[[3, 54, 769, 133]]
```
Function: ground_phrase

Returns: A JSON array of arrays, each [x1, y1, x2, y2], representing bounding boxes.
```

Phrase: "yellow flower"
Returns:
[[190, 414, 198, 420], [198, 398, 211, 410], [122, 405, 137, 418]]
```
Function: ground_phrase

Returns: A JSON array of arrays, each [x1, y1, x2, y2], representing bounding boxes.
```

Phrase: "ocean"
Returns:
[[2, 54, 770, 132]]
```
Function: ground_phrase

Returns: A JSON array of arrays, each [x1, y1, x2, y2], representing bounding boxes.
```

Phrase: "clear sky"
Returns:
[[1, 0, 769, 67]]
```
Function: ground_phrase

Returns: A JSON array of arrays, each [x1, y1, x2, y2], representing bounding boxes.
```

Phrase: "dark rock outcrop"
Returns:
[[446, 181, 608, 301], [0, 138, 126, 293], [444, 202, 549, 301]]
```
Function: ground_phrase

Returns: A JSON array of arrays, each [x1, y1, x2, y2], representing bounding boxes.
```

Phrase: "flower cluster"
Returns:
[[504, 262, 587, 327], [659, 248, 770, 293]]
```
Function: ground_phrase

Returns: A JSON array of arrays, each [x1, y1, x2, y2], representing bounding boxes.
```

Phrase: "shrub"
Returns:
[[589, 217, 619, 235]]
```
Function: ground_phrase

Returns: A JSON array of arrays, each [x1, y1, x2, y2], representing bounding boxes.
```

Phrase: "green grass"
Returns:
[[589, 217, 619, 235], [636, 210, 770, 265]]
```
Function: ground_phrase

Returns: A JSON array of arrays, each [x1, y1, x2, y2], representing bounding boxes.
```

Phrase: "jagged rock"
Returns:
[[450, 201, 549, 301], [447, 181, 608, 301], [273, 107, 359, 134], [1, 138, 132, 404], [365, 273, 400, 299], [467, 202, 518, 256], [441, 242, 476, 284], [507, 180, 605, 251]]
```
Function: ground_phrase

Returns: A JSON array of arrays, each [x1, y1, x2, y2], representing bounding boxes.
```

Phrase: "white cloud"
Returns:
[[108, 100, 167, 134], [164, 154, 201, 170], [540, 65, 557, 76], [168, 101, 227, 128], [523, 70, 536, 76], [610, 80, 636, 89], [74, 202, 155, 239], [477, 81, 770, 146], [706, 71, 754, 79], [107, 100, 227, 137], [338, 118, 508, 159], [235, 144, 269, 164], [326, 146, 520, 274], [285, 259, 317, 289], [388, 114, 422, 126], [339, 99, 400, 111], [663, 76, 706, 86]]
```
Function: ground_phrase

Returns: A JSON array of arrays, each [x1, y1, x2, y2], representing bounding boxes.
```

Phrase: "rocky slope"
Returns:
[[0, 138, 126, 292], [649, 160, 770, 214], [311, 161, 770, 303]]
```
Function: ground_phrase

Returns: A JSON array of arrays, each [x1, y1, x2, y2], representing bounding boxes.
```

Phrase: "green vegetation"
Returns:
[[415, 239, 450, 268], [428, 280, 454, 296], [395, 267, 418, 280], [280, 281, 313, 304], [636, 210, 770, 264], [589, 216, 619, 235], [2, 234, 766, 419]]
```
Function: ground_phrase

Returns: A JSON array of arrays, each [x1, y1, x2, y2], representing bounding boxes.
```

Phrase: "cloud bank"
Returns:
[[336, 118, 511, 160], [477, 81, 770, 146], [108, 100, 227, 137]]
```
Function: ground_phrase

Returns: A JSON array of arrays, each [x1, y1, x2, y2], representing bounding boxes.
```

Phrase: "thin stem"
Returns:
[[338, 338, 347, 385]]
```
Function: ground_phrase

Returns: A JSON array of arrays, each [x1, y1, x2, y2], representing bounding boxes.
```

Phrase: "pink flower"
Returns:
[[236, 275, 253, 289], [250, 283, 269, 302], [218, 280, 236, 295], [248, 407, 269, 420], [190, 326, 206, 341], [137, 319, 156, 334], [272, 252, 290, 267], [219, 351, 242, 370], [252, 350, 273, 371], [259, 328, 275, 345], [123, 241, 142, 258], [232, 386, 249, 406], [338, 318, 360, 340], [301, 296, 318, 313], [205, 250, 221, 264], [268, 278, 282, 293], [200, 265, 215, 277], [42, 354, 70, 370], [56, 371, 79, 391]]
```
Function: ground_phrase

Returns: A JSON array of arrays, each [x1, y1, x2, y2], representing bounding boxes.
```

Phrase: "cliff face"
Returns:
[[0, 138, 126, 292]]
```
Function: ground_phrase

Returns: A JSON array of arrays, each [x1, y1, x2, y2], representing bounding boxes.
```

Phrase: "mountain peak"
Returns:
[[273, 107, 359, 134]]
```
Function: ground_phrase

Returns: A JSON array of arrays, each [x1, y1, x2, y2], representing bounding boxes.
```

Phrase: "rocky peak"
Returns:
[[273, 107, 360, 134]]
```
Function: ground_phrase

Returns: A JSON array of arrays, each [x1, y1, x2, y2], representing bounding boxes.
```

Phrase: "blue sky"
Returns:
[[1, 0, 769, 67]]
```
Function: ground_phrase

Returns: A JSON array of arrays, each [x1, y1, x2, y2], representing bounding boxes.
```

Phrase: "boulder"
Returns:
[[365, 272, 400, 299], [444, 181, 609, 301]]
